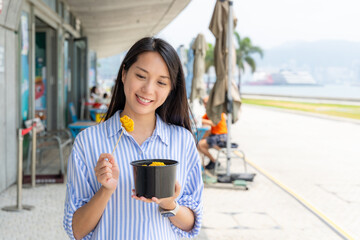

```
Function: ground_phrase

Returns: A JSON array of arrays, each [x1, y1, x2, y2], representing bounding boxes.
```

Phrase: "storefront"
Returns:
[[0, 0, 86, 192], [0, 0, 190, 192]]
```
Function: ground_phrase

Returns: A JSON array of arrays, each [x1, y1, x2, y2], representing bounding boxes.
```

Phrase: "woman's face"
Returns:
[[122, 51, 171, 118]]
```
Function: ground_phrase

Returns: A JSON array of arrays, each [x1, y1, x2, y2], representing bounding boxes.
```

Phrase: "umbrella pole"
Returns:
[[226, 0, 234, 177]]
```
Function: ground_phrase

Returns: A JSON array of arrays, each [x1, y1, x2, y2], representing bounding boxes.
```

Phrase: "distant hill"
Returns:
[[256, 40, 360, 68]]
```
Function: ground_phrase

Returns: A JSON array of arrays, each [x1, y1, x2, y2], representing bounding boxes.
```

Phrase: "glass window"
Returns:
[[76, 19, 81, 32], [41, 0, 57, 12], [57, 1, 64, 19], [70, 12, 76, 29], [64, 8, 70, 24]]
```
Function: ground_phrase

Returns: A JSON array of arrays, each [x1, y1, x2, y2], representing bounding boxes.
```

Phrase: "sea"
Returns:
[[240, 84, 360, 101]]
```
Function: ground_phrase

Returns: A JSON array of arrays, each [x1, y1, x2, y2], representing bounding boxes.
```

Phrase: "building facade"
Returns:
[[0, 0, 89, 192], [0, 0, 190, 192]]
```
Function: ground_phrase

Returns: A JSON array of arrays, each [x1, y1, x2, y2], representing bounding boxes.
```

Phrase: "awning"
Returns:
[[67, 0, 191, 58]]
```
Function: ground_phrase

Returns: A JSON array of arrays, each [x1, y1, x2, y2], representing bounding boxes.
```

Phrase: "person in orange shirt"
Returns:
[[197, 96, 227, 170]]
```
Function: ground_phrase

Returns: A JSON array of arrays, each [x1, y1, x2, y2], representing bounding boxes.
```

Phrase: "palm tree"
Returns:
[[234, 31, 264, 94]]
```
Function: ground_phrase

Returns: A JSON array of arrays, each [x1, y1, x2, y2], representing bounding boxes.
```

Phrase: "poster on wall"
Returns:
[[35, 61, 46, 111], [35, 32, 47, 124], [21, 12, 30, 121]]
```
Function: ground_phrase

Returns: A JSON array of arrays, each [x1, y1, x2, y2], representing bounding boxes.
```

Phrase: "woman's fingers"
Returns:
[[131, 194, 154, 203], [131, 189, 155, 203], [140, 196, 152, 202], [96, 173, 113, 185], [99, 153, 116, 168], [131, 181, 182, 206], [94, 153, 118, 191], [95, 160, 112, 172], [151, 197, 160, 204], [174, 181, 181, 196], [99, 153, 115, 162], [107, 154, 118, 168], [95, 166, 112, 177]]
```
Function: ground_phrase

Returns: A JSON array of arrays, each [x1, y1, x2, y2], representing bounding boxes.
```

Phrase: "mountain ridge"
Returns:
[[257, 40, 360, 68]]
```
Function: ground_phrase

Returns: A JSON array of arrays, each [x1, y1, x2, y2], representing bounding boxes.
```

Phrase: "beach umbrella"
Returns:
[[190, 33, 208, 102], [207, 0, 241, 178]]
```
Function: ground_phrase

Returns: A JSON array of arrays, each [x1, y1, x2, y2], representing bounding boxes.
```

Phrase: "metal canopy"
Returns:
[[67, 0, 191, 58]]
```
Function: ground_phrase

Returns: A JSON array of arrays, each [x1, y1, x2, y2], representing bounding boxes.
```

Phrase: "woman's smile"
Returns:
[[122, 51, 171, 117], [136, 94, 153, 105]]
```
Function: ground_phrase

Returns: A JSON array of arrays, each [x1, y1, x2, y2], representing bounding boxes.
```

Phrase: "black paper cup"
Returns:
[[130, 159, 178, 199]]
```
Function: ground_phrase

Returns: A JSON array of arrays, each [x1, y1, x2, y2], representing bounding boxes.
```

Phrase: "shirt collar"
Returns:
[[153, 114, 169, 146], [106, 111, 170, 146], [106, 110, 123, 138]]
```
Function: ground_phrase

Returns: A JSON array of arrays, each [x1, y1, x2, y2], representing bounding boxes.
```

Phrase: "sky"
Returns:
[[158, 0, 360, 50]]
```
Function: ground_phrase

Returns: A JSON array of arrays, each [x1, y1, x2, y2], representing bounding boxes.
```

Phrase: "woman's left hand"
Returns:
[[131, 181, 181, 210]]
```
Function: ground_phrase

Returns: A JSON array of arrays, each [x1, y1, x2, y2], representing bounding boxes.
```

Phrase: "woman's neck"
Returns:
[[120, 111, 156, 145]]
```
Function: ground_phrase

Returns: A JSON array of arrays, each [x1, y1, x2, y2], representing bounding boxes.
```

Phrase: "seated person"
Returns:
[[197, 96, 227, 170], [89, 86, 102, 108], [102, 92, 111, 106]]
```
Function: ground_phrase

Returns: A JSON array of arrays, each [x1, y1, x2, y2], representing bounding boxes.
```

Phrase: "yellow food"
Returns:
[[112, 115, 134, 154], [142, 164, 147, 166], [149, 162, 166, 166], [120, 115, 134, 132]]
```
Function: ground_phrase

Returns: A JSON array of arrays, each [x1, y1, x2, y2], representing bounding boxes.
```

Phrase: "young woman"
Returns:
[[63, 37, 203, 239]]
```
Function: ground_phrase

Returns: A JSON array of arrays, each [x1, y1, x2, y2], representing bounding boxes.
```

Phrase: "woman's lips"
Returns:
[[136, 94, 153, 105]]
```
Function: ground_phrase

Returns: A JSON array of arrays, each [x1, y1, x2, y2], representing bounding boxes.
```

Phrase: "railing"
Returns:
[[2, 121, 37, 212]]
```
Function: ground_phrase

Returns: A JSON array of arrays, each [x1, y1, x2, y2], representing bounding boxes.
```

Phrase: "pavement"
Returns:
[[1, 104, 359, 240]]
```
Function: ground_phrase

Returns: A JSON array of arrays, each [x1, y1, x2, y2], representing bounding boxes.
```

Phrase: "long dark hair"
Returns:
[[104, 37, 193, 133]]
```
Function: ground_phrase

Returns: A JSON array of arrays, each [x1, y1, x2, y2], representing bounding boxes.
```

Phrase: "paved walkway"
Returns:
[[1, 104, 358, 239], [231, 105, 360, 240]]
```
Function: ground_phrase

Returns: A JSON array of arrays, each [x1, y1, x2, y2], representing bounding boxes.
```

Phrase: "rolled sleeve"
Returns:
[[63, 145, 95, 240], [171, 159, 204, 238]]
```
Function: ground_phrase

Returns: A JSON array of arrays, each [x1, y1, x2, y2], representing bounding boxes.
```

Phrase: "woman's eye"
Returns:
[[136, 74, 145, 79], [158, 81, 167, 86]]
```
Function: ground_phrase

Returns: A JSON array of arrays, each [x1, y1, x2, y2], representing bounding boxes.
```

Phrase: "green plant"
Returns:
[[234, 31, 263, 92]]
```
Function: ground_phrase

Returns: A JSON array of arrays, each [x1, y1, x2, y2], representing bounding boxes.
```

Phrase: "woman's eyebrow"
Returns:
[[135, 66, 169, 79], [135, 66, 148, 73]]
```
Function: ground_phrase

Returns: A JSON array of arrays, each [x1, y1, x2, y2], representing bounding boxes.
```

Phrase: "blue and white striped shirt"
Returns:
[[63, 111, 203, 239]]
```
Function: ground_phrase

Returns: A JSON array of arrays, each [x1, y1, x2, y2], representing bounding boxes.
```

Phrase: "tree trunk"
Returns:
[[237, 65, 242, 96]]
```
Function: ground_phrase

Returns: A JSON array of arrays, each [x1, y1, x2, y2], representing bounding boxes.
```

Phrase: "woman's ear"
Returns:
[[121, 68, 126, 84]]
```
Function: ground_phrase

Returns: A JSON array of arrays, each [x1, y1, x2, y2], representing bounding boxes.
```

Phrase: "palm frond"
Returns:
[[233, 31, 263, 75], [250, 46, 264, 58], [234, 32, 241, 47], [244, 56, 256, 73]]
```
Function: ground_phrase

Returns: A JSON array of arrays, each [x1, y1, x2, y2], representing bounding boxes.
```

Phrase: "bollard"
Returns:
[[31, 123, 36, 187], [2, 128, 34, 212]]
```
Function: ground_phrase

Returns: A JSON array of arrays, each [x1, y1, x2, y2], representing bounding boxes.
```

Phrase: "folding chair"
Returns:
[[214, 142, 256, 183], [25, 118, 73, 176], [214, 142, 246, 173], [195, 126, 210, 144]]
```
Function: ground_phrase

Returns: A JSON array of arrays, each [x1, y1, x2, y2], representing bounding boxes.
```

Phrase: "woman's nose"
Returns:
[[141, 80, 154, 92]]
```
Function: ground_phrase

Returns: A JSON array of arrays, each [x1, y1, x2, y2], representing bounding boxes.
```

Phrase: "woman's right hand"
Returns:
[[94, 153, 119, 192]]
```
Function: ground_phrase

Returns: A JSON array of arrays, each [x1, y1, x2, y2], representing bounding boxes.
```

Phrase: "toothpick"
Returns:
[[112, 129, 124, 155]]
